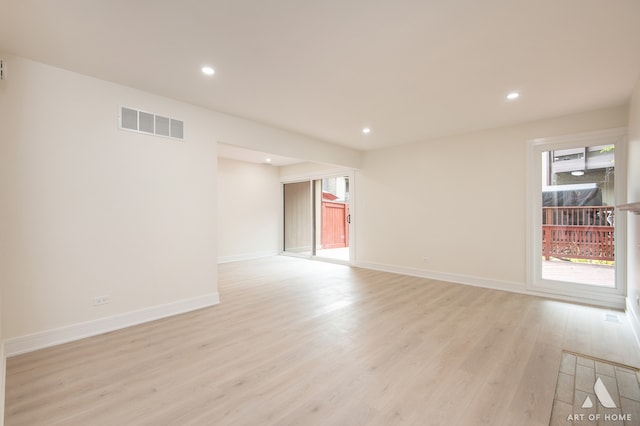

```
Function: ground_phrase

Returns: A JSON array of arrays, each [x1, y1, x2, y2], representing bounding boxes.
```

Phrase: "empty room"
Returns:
[[2, 1, 640, 425]]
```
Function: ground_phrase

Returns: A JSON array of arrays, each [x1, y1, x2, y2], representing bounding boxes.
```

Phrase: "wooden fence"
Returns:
[[542, 206, 614, 261], [321, 201, 349, 249]]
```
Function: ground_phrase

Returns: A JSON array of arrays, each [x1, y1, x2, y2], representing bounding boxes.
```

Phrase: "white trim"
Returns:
[[1, 339, 5, 426], [356, 260, 525, 291], [4, 293, 220, 357], [280, 167, 354, 184], [530, 127, 628, 147], [347, 171, 356, 264], [626, 297, 640, 350], [217, 250, 279, 264], [355, 260, 625, 309]]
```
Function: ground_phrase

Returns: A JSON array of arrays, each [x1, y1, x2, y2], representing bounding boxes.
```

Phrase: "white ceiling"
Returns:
[[2, 0, 640, 155]]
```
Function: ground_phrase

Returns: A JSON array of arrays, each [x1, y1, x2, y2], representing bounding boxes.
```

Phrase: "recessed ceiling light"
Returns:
[[265, 158, 272, 163], [201, 66, 215, 76], [362, 127, 371, 134], [571, 170, 585, 176], [506, 92, 520, 100]]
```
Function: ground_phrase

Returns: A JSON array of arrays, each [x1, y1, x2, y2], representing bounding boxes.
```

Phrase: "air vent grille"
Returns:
[[119, 106, 184, 140]]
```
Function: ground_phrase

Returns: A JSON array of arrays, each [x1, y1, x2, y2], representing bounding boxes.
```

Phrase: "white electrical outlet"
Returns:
[[93, 295, 110, 306]]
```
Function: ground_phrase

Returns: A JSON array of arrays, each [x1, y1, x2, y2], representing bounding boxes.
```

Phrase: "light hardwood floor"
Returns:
[[5, 256, 640, 425]]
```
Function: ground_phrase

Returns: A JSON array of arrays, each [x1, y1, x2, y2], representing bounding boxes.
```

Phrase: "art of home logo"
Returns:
[[567, 377, 632, 422]]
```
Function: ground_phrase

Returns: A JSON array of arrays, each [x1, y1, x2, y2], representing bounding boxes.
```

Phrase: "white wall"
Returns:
[[0, 55, 220, 344], [217, 158, 280, 262], [627, 75, 640, 340], [355, 105, 629, 290]]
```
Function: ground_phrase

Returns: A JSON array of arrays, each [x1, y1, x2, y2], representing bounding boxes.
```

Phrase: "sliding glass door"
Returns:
[[527, 129, 626, 304], [315, 176, 350, 262], [283, 181, 312, 255], [282, 174, 352, 263]]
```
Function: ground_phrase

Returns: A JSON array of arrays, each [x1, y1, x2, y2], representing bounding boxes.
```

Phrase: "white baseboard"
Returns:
[[218, 250, 279, 264], [626, 297, 640, 350], [4, 292, 220, 357], [355, 260, 526, 292], [354, 260, 625, 309]]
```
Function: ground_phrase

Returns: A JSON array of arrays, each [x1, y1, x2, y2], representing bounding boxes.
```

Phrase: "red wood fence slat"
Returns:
[[542, 206, 615, 261], [322, 201, 349, 249]]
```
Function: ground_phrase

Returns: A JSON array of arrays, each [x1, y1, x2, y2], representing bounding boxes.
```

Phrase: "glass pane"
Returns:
[[540, 144, 615, 287], [283, 182, 312, 255], [315, 176, 350, 261]]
